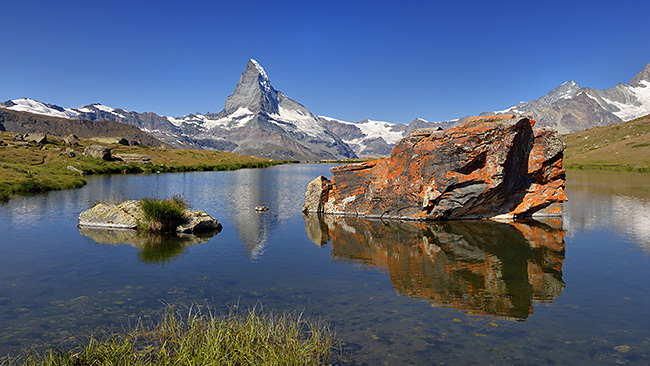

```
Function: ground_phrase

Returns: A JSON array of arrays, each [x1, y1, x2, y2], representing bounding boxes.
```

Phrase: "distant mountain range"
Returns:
[[488, 63, 650, 133], [0, 108, 168, 148], [2, 60, 649, 158]]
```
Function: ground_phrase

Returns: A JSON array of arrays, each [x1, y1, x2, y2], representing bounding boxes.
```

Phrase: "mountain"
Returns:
[[1, 60, 356, 160], [492, 63, 650, 133], [0, 98, 208, 148], [171, 60, 356, 160], [5, 60, 648, 158], [0, 108, 168, 147], [319, 116, 460, 157]]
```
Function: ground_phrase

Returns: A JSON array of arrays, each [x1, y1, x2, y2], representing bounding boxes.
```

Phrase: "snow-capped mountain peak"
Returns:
[[630, 63, 650, 88], [489, 62, 650, 133], [248, 59, 269, 80]]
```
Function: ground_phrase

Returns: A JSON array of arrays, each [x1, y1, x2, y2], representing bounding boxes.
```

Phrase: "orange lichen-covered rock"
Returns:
[[303, 115, 567, 220]]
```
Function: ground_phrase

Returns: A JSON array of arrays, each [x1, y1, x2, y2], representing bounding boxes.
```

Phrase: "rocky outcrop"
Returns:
[[114, 153, 152, 164], [24, 133, 47, 144], [78, 200, 222, 233], [303, 115, 567, 220], [84, 145, 112, 160], [64, 134, 79, 146]]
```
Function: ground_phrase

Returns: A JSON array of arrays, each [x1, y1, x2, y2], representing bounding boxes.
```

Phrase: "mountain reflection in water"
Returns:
[[305, 215, 566, 320], [78, 227, 221, 264]]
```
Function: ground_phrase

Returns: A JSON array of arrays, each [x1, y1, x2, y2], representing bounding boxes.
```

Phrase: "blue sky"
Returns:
[[2, 0, 650, 123]]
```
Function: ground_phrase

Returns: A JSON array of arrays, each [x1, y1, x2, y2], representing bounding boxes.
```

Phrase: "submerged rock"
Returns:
[[303, 115, 567, 220], [78, 200, 222, 233]]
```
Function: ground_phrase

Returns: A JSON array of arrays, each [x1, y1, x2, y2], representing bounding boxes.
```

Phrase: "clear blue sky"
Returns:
[[2, 0, 650, 123]]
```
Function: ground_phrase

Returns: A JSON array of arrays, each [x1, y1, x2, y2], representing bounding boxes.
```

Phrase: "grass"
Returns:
[[563, 114, 650, 172], [0, 131, 289, 200], [0, 305, 338, 366], [140, 195, 189, 233]]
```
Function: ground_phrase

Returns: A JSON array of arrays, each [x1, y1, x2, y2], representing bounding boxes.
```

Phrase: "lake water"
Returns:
[[1, 165, 649, 365]]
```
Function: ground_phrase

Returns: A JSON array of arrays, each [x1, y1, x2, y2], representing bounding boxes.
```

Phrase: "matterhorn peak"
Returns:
[[222, 59, 279, 115], [247, 59, 269, 80]]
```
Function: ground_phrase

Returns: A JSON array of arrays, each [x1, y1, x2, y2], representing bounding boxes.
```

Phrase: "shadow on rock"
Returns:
[[78, 226, 222, 264], [303, 214, 566, 320]]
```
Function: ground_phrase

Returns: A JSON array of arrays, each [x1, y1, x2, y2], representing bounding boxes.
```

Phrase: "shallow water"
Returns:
[[1, 166, 649, 365]]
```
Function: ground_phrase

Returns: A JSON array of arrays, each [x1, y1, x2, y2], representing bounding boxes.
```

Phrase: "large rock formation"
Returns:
[[78, 200, 222, 233], [303, 115, 567, 220]]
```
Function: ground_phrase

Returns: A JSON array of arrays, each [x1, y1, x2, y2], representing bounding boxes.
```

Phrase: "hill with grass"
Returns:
[[563, 114, 650, 172]]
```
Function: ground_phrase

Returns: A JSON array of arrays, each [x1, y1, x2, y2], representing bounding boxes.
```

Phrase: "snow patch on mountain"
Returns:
[[355, 120, 404, 144], [612, 80, 650, 120], [3, 98, 80, 119], [249, 59, 268, 80], [268, 106, 331, 140], [319, 116, 403, 145]]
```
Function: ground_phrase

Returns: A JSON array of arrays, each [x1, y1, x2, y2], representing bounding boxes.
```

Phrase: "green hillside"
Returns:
[[563, 114, 650, 172]]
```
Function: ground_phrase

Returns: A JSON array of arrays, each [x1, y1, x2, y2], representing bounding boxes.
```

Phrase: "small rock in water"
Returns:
[[255, 206, 269, 212]]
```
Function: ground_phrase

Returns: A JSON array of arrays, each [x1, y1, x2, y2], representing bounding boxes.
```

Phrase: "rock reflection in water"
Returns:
[[304, 215, 566, 320], [78, 227, 221, 263]]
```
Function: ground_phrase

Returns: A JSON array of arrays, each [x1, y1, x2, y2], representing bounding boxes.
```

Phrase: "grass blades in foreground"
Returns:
[[1, 305, 338, 366]]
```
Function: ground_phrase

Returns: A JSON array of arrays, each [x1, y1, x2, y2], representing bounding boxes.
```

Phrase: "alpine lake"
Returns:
[[1, 164, 649, 365]]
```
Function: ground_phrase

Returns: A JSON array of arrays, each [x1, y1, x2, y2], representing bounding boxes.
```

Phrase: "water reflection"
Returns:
[[78, 227, 221, 264], [564, 170, 650, 252], [305, 215, 566, 320]]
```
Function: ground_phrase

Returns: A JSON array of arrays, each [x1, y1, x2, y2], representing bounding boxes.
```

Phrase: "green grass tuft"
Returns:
[[0, 305, 338, 366], [140, 195, 189, 233]]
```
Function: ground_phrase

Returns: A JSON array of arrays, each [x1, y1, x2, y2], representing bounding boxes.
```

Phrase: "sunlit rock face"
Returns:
[[304, 115, 567, 220], [304, 215, 566, 320]]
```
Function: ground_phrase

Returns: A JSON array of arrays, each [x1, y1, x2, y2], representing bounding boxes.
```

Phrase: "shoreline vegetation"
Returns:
[[0, 305, 338, 366], [0, 131, 290, 202]]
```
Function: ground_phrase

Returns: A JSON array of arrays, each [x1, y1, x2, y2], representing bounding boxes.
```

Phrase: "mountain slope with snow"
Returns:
[[319, 116, 460, 157], [4, 61, 649, 157], [1, 60, 357, 160], [177, 59, 356, 160], [492, 63, 650, 133]]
